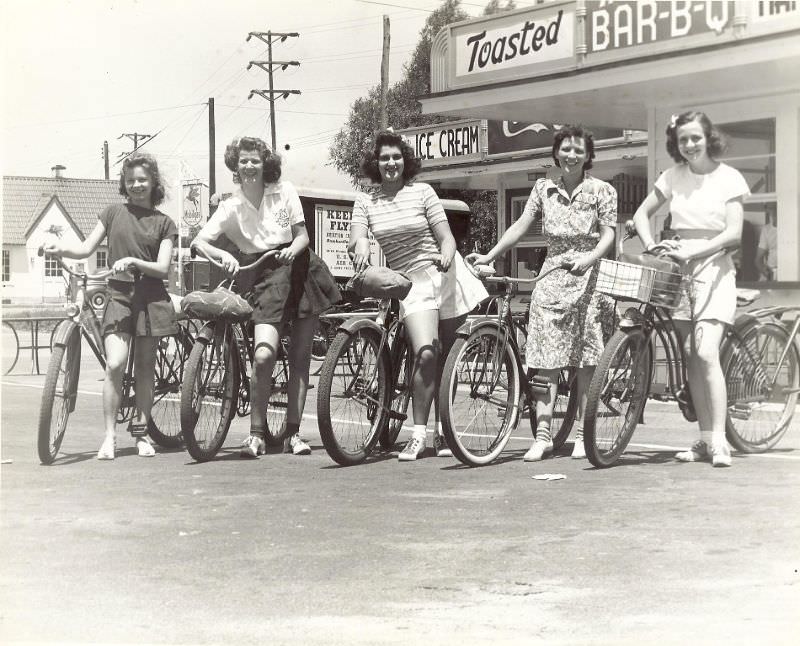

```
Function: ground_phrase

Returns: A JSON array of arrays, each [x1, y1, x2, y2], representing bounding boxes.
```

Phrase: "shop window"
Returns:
[[504, 190, 546, 278], [44, 256, 61, 277], [2, 249, 9, 282], [96, 250, 107, 270], [719, 118, 777, 283]]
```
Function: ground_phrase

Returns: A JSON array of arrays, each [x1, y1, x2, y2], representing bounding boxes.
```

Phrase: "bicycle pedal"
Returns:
[[529, 375, 551, 395], [387, 411, 407, 421]]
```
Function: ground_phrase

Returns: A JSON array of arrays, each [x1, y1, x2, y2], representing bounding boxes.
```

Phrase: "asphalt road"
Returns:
[[2, 355, 799, 645]]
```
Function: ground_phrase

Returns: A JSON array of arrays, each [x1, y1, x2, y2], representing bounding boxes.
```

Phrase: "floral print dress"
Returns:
[[523, 175, 617, 369]]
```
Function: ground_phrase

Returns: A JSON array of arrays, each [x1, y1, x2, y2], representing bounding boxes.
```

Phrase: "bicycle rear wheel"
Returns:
[[181, 324, 240, 462], [148, 328, 192, 448], [583, 329, 650, 468], [380, 324, 412, 450], [317, 327, 390, 465], [38, 329, 81, 465], [724, 322, 799, 452], [439, 329, 521, 466]]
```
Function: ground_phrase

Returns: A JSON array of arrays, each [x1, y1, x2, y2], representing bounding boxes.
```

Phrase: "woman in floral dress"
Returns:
[[467, 125, 617, 461]]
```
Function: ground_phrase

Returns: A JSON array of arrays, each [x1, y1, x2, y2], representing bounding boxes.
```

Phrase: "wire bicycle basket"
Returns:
[[596, 259, 684, 309]]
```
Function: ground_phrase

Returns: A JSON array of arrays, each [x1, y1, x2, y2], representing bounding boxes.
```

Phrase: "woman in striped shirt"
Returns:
[[350, 130, 488, 461]]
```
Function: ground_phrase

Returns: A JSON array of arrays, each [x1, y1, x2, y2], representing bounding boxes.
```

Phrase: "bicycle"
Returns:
[[179, 248, 292, 462], [37, 253, 194, 465], [583, 249, 799, 467], [437, 262, 578, 466], [316, 297, 413, 466]]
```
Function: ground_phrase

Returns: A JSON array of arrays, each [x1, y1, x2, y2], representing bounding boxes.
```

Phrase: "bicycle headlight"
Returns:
[[64, 303, 80, 318]]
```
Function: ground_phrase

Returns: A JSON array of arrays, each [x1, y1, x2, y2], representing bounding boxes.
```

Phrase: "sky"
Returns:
[[1, 0, 526, 221]]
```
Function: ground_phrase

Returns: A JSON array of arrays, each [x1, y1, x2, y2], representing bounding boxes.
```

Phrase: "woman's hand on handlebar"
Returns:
[[276, 246, 297, 266], [464, 252, 491, 267], [112, 256, 139, 274], [41, 241, 64, 257], [351, 238, 371, 273], [217, 250, 240, 276], [566, 254, 594, 276]]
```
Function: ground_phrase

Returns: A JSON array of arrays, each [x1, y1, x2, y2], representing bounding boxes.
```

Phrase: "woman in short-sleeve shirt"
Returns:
[[194, 137, 340, 458], [633, 111, 750, 467]]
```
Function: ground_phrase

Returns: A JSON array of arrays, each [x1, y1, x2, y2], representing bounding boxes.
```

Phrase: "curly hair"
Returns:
[[665, 111, 726, 163], [119, 153, 166, 206], [360, 130, 421, 184], [224, 136, 282, 184], [551, 124, 595, 171]]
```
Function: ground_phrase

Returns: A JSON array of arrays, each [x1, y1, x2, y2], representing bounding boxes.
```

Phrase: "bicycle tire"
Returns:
[[147, 328, 192, 448], [380, 324, 412, 450], [583, 329, 650, 468], [37, 329, 81, 465], [264, 348, 290, 446], [439, 329, 522, 466], [317, 327, 390, 466], [724, 322, 799, 453], [180, 326, 240, 462]]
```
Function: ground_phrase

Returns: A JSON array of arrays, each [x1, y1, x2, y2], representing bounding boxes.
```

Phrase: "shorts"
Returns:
[[672, 239, 736, 325], [248, 248, 341, 326], [102, 278, 178, 338], [400, 251, 488, 320]]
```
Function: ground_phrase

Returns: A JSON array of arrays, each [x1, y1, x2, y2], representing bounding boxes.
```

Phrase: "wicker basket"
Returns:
[[596, 259, 683, 309]]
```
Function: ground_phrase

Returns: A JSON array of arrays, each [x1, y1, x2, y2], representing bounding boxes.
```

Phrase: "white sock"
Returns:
[[711, 430, 726, 448], [412, 424, 427, 442], [700, 430, 713, 446]]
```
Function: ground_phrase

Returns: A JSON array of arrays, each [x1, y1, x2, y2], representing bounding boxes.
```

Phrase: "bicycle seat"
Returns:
[[736, 288, 760, 307]]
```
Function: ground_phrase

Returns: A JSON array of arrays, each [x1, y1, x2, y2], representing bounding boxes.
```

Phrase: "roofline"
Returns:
[[2, 175, 118, 184], [24, 194, 86, 242]]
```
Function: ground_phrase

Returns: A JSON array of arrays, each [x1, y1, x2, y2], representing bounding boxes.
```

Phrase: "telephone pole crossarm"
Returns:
[[248, 90, 301, 101], [247, 31, 299, 45], [248, 60, 300, 72]]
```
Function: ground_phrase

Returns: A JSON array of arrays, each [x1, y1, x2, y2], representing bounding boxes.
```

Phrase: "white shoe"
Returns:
[[571, 440, 586, 459], [398, 435, 426, 461], [433, 433, 452, 458], [97, 436, 116, 460], [524, 439, 553, 462], [135, 438, 155, 457], [286, 433, 311, 456], [240, 434, 266, 458], [675, 440, 709, 463], [711, 443, 732, 468]]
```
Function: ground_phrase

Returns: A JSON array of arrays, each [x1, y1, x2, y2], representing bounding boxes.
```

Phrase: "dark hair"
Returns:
[[224, 136, 282, 184], [119, 153, 166, 206], [360, 130, 421, 184], [551, 124, 595, 171], [665, 111, 726, 163]]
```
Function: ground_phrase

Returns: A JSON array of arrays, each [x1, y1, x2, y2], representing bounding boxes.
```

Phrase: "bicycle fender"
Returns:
[[51, 320, 80, 347], [618, 307, 648, 330], [334, 317, 384, 337], [454, 317, 502, 339], [194, 321, 218, 343]]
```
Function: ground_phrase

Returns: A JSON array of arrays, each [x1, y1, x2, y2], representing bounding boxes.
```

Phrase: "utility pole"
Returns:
[[102, 141, 110, 179], [208, 97, 216, 196], [116, 132, 155, 162], [246, 31, 301, 151], [380, 16, 390, 130]]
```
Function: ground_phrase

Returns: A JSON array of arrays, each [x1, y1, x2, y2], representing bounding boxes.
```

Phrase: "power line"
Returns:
[[2, 103, 202, 130]]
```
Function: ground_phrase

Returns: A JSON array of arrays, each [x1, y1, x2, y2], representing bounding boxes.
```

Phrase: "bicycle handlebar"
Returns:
[[38, 248, 115, 281], [466, 260, 571, 286], [190, 245, 280, 275]]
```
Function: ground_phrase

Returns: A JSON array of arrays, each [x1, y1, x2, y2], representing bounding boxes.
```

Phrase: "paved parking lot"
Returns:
[[2, 350, 799, 645]]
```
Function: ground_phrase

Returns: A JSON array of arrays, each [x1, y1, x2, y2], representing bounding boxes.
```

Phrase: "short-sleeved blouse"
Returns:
[[654, 163, 750, 232], [351, 182, 448, 273], [196, 180, 305, 253]]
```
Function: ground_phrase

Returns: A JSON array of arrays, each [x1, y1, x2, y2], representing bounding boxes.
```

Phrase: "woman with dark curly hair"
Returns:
[[43, 153, 178, 459], [350, 130, 487, 461], [632, 111, 749, 467], [468, 125, 617, 462], [193, 136, 340, 458]]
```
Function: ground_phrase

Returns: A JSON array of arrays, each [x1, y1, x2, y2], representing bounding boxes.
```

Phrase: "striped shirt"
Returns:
[[351, 182, 447, 272]]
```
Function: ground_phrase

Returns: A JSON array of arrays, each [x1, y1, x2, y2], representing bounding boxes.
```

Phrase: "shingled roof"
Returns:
[[2, 175, 122, 245]]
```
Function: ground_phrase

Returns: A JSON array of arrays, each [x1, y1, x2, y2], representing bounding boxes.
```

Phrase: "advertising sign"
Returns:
[[399, 120, 483, 166], [487, 121, 624, 156], [452, 6, 574, 82], [181, 181, 206, 228], [587, 1, 734, 53], [314, 203, 383, 279]]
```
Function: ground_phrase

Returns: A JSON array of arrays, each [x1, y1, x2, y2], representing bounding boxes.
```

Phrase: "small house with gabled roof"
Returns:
[[2, 169, 121, 303]]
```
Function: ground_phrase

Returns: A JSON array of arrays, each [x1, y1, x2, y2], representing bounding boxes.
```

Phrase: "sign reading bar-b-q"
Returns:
[[400, 120, 483, 166]]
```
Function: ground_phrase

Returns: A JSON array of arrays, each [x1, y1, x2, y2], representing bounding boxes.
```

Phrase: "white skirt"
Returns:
[[672, 240, 736, 325]]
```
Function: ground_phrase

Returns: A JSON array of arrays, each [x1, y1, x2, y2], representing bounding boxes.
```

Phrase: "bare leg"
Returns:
[[402, 309, 440, 427], [525, 367, 561, 461], [433, 313, 467, 429], [250, 322, 281, 433], [99, 332, 131, 458], [286, 316, 317, 424], [133, 336, 159, 426]]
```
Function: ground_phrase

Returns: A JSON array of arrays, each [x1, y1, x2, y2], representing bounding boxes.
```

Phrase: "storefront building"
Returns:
[[417, 0, 800, 296]]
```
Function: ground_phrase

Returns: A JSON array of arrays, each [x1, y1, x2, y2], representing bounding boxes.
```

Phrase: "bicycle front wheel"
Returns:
[[38, 329, 81, 465], [148, 329, 192, 448], [317, 327, 390, 466], [180, 325, 240, 462], [724, 322, 799, 452], [583, 329, 650, 468], [439, 329, 521, 466], [380, 325, 412, 450]]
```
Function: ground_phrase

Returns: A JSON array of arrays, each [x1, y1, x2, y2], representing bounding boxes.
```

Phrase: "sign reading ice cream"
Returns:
[[452, 6, 574, 83]]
